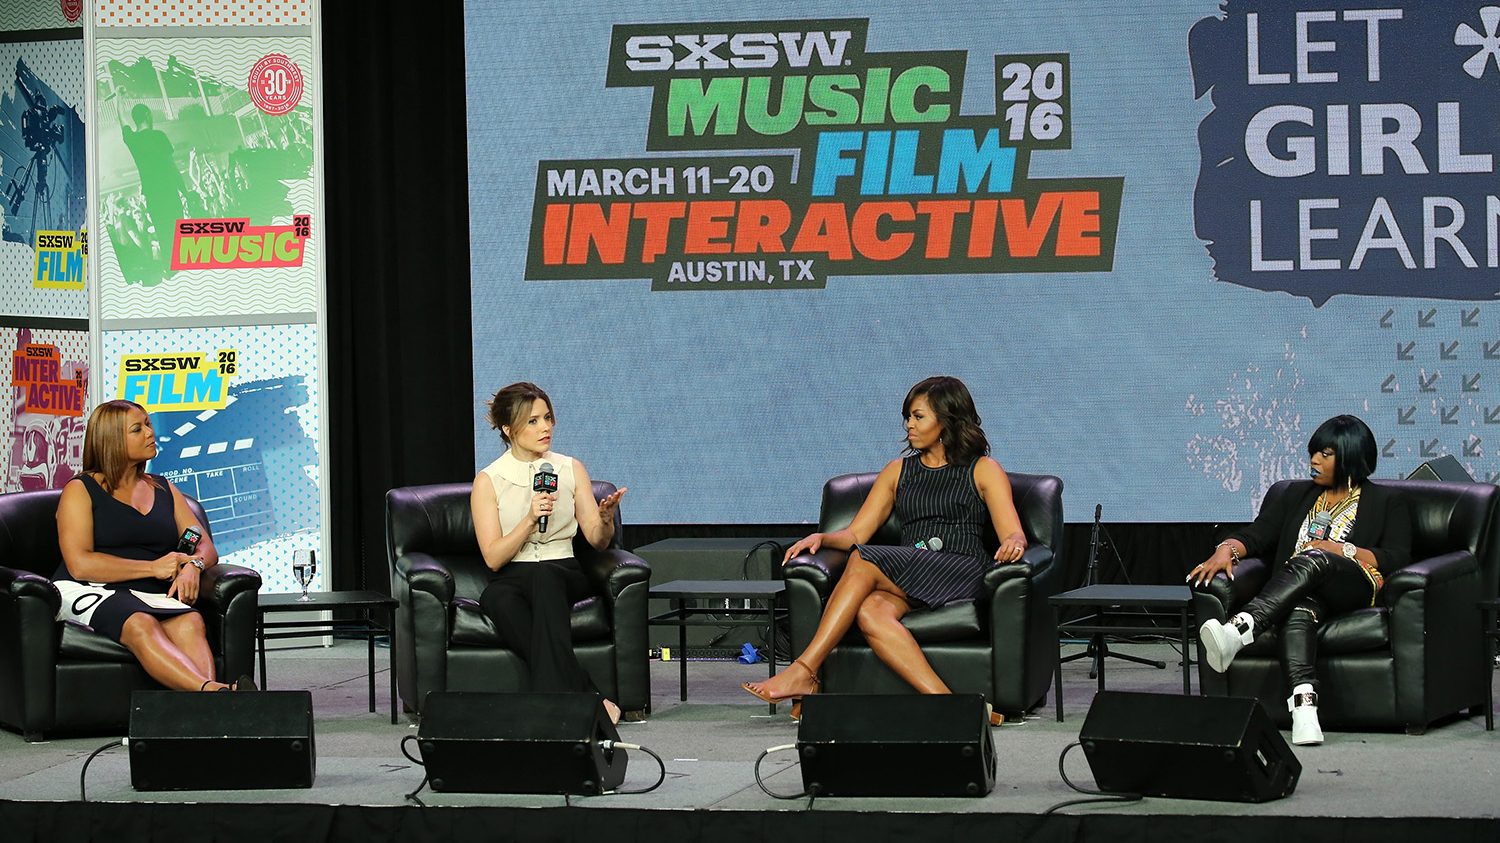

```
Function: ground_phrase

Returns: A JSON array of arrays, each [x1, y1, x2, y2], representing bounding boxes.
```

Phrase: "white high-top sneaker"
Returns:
[[1199, 613, 1254, 672], [1288, 684, 1323, 746]]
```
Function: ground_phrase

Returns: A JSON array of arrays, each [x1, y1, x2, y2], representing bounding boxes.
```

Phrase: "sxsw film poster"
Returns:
[[518, 6, 1500, 512], [105, 325, 322, 591], [0, 30, 87, 320], [92, 35, 316, 320]]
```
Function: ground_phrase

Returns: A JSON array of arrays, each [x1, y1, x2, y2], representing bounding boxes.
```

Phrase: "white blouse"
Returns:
[[480, 449, 578, 562]]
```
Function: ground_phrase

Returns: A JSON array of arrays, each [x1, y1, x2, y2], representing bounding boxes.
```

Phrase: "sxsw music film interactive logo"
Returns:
[[171, 215, 310, 270], [248, 54, 304, 116], [12, 343, 84, 416], [526, 19, 1123, 290], [1191, 3, 1500, 304], [117, 349, 239, 413]]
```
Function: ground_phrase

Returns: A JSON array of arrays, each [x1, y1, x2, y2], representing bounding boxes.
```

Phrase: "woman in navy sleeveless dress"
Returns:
[[54, 400, 247, 691], [744, 377, 1028, 720]]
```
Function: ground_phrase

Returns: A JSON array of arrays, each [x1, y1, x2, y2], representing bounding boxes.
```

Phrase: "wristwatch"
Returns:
[[1342, 542, 1357, 560], [183, 558, 206, 572]]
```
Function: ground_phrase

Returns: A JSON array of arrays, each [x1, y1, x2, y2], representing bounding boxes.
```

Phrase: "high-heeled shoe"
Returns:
[[986, 702, 1005, 727], [742, 658, 820, 704]]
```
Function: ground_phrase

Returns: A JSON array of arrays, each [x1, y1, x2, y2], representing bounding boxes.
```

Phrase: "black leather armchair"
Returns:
[[1195, 478, 1500, 733], [782, 471, 1065, 718], [386, 481, 651, 717], [0, 487, 262, 741]]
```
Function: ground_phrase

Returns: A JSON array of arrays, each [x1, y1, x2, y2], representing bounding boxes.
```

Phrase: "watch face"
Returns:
[[1343, 542, 1356, 559]]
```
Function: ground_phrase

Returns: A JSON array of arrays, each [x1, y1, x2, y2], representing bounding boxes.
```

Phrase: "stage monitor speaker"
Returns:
[[417, 692, 627, 794], [1079, 691, 1300, 803], [129, 690, 315, 791], [795, 693, 995, 797], [1406, 455, 1475, 482]]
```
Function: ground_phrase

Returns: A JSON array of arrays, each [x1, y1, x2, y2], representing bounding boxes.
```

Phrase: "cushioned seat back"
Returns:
[[0, 486, 212, 578], [1380, 478, 1500, 597], [817, 470, 1064, 554], [0, 489, 65, 577], [386, 479, 625, 601]]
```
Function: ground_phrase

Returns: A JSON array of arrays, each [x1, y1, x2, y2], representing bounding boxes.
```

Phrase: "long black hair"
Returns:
[[902, 376, 990, 465], [1308, 414, 1377, 487]]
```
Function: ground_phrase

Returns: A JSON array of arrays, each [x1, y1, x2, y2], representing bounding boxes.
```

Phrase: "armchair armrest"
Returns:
[[196, 563, 261, 616], [0, 565, 60, 615], [1192, 557, 1269, 613], [783, 548, 851, 601], [587, 548, 651, 600], [397, 552, 456, 605], [1383, 551, 1477, 604], [981, 545, 1053, 593]]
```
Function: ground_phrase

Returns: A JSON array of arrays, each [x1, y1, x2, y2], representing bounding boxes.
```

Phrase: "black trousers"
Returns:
[[1242, 550, 1377, 695], [478, 557, 597, 694]]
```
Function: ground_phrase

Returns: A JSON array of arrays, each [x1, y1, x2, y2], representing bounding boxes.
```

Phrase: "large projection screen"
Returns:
[[466, 1, 1500, 523]]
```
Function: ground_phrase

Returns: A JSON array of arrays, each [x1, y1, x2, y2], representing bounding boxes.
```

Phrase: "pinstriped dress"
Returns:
[[855, 456, 990, 607]]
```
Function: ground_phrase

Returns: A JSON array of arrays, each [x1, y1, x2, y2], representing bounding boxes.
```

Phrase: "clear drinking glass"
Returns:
[[292, 549, 316, 601]]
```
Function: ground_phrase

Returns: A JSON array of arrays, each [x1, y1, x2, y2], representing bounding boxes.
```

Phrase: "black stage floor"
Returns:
[[3, 639, 1497, 841]]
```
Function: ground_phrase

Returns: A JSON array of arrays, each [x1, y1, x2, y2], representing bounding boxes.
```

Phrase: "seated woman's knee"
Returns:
[[169, 610, 206, 635], [118, 613, 158, 649], [856, 595, 896, 635], [1287, 551, 1335, 576]]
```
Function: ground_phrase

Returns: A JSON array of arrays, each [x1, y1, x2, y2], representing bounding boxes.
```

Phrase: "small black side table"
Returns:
[[1481, 598, 1500, 731], [1050, 584, 1193, 722], [257, 590, 398, 723], [648, 579, 786, 713]]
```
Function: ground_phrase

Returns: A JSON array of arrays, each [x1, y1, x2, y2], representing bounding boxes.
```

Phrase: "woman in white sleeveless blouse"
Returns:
[[470, 382, 626, 723]]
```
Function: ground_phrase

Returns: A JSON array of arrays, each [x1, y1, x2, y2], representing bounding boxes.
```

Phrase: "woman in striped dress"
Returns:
[[743, 376, 1027, 720]]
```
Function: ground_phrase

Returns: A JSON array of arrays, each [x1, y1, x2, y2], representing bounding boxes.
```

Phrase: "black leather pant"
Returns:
[[1241, 550, 1377, 694], [479, 558, 597, 694]]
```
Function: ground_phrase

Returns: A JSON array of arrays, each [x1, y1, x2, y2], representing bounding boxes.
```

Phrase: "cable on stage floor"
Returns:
[[753, 743, 808, 802], [398, 734, 429, 805], [78, 737, 127, 802], [1042, 740, 1143, 814], [601, 741, 666, 795]]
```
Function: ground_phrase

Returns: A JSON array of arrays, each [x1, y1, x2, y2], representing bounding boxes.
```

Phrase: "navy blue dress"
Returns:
[[52, 474, 194, 641], [856, 456, 991, 607]]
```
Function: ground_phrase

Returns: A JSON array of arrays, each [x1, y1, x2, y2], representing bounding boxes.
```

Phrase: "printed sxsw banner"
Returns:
[[2, 326, 87, 493], [92, 35, 316, 320], [469, 1, 1500, 524], [0, 21, 87, 321], [104, 324, 322, 590], [529, 20, 1123, 289], [90, 0, 326, 592]]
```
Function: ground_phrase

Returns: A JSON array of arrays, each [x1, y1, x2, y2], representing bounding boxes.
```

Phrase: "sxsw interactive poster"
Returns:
[[466, 1, 1500, 523], [1, 1, 87, 494], [92, 0, 324, 591]]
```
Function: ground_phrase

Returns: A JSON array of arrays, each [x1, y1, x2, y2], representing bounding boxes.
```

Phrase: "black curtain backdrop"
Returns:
[[318, 2, 1232, 594], [322, 1, 475, 592]]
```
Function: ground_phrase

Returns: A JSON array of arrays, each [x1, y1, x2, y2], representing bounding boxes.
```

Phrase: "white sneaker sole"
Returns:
[[1199, 620, 1242, 673]]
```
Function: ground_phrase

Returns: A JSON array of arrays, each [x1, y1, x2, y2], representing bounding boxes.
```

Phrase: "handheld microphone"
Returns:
[[176, 526, 202, 554], [1307, 512, 1332, 541], [533, 462, 559, 532]]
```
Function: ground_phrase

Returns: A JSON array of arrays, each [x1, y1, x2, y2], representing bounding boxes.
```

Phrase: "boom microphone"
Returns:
[[534, 462, 559, 532]]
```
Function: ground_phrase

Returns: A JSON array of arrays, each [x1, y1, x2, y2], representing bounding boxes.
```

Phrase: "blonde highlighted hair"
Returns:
[[82, 400, 159, 492]]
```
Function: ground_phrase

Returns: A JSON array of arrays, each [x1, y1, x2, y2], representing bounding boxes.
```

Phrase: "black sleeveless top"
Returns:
[[894, 456, 986, 559], [54, 474, 177, 581]]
